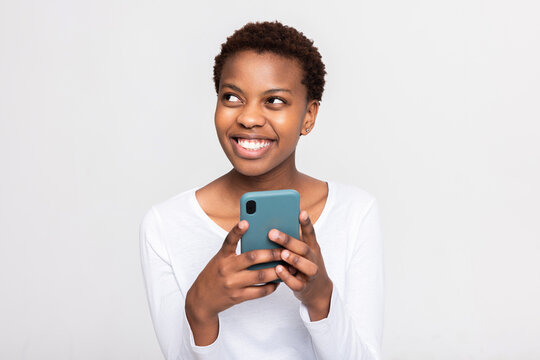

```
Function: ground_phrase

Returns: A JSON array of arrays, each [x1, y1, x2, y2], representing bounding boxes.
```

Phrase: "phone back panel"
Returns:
[[240, 189, 300, 271]]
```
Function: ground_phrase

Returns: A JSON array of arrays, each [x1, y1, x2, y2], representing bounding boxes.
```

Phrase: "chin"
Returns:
[[231, 161, 276, 177]]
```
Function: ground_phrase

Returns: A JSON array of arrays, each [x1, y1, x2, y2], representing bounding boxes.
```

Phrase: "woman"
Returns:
[[140, 21, 384, 360]]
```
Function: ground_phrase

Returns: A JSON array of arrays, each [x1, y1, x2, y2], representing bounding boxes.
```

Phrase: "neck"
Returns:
[[224, 152, 304, 198]]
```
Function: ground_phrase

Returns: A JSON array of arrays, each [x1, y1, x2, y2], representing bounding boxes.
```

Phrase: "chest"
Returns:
[[169, 215, 352, 299], [210, 196, 327, 234]]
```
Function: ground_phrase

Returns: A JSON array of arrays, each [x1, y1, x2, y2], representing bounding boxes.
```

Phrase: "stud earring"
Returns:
[[306, 128, 310, 133]]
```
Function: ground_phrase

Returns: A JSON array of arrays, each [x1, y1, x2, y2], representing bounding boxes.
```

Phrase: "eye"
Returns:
[[267, 97, 286, 105], [223, 93, 242, 103]]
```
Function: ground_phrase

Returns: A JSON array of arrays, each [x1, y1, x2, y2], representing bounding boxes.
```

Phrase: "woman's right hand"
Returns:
[[185, 220, 282, 346]]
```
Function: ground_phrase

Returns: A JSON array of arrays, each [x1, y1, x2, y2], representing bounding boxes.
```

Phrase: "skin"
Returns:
[[185, 50, 333, 346]]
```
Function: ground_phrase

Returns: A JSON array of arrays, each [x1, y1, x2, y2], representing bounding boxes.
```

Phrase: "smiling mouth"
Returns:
[[233, 137, 274, 151]]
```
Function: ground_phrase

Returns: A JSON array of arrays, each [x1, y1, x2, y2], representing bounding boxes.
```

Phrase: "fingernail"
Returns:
[[276, 265, 283, 273], [301, 211, 309, 222], [282, 250, 289, 259], [269, 229, 278, 240], [239, 221, 246, 230]]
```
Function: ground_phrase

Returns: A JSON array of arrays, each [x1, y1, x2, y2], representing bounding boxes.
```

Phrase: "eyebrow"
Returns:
[[263, 88, 292, 95], [221, 83, 244, 94], [221, 83, 292, 95]]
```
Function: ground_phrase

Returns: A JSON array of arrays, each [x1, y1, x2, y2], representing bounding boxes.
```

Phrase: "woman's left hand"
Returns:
[[268, 210, 333, 321]]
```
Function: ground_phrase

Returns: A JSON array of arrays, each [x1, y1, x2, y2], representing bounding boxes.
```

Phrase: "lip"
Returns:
[[230, 133, 276, 141], [229, 136, 275, 160]]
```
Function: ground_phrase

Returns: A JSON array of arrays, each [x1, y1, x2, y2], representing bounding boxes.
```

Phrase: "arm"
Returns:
[[140, 208, 283, 358], [298, 200, 384, 360], [139, 207, 224, 360]]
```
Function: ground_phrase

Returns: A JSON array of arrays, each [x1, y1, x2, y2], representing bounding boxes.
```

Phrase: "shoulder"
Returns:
[[325, 180, 380, 232], [326, 182, 382, 255], [328, 180, 377, 212], [140, 186, 200, 233]]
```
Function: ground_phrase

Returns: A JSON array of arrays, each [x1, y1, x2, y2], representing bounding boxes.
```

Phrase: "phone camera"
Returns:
[[246, 200, 256, 214]]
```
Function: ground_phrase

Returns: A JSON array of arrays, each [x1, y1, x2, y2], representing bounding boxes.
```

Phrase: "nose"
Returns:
[[236, 103, 266, 129]]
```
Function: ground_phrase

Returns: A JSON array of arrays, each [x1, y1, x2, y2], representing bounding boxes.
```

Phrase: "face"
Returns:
[[215, 50, 319, 177]]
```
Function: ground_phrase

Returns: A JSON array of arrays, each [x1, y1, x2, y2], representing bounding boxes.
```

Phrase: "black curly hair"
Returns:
[[213, 21, 326, 102]]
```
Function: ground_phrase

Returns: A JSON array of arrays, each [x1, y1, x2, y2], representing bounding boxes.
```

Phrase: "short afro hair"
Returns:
[[213, 21, 326, 102]]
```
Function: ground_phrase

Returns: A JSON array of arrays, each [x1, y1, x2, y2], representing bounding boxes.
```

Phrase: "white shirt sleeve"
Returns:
[[298, 199, 384, 360], [139, 207, 225, 360]]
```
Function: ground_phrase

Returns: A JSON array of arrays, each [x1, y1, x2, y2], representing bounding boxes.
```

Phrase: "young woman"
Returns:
[[140, 21, 384, 360]]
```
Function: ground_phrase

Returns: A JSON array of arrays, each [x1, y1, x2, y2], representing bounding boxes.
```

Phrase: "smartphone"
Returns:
[[240, 189, 300, 276]]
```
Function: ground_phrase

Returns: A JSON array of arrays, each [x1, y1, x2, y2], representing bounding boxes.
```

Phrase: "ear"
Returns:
[[300, 100, 320, 136]]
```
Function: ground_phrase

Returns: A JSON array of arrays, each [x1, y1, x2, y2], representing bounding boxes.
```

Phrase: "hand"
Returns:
[[269, 211, 333, 321], [185, 220, 281, 345]]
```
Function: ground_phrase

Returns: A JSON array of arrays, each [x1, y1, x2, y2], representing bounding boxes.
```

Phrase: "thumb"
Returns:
[[220, 220, 248, 254]]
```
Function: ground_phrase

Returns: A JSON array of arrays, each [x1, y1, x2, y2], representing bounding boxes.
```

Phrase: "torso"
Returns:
[[195, 174, 329, 233]]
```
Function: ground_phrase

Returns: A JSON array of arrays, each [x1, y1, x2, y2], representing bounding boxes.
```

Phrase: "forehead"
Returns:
[[220, 50, 306, 95]]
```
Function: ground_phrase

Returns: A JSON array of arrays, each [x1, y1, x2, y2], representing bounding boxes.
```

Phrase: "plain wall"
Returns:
[[1, 0, 539, 359]]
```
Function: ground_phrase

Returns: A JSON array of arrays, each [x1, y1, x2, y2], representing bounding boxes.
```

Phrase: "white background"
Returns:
[[1, 0, 539, 359]]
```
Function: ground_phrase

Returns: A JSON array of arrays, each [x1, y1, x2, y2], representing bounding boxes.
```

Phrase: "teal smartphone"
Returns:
[[240, 189, 300, 278]]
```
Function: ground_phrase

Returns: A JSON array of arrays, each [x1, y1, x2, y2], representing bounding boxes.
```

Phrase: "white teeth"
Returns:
[[237, 138, 272, 150]]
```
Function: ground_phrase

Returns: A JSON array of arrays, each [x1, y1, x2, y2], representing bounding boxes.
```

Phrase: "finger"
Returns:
[[221, 220, 248, 254], [231, 267, 280, 287], [281, 250, 318, 277], [234, 248, 282, 271], [268, 229, 311, 257], [288, 265, 297, 276], [236, 282, 280, 302], [299, 211, 317, 246], [275, 265, 306, 292]]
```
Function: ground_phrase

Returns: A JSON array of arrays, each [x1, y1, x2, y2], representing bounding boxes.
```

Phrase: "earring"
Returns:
[[305, 128, 310, 133]]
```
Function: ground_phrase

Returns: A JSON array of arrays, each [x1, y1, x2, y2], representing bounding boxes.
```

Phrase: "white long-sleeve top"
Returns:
[[140, 181, 384, 360]]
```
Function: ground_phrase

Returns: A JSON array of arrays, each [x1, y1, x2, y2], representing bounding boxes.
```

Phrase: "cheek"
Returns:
[[272, 112, 304, 140], [214, 107, 235, 133]]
